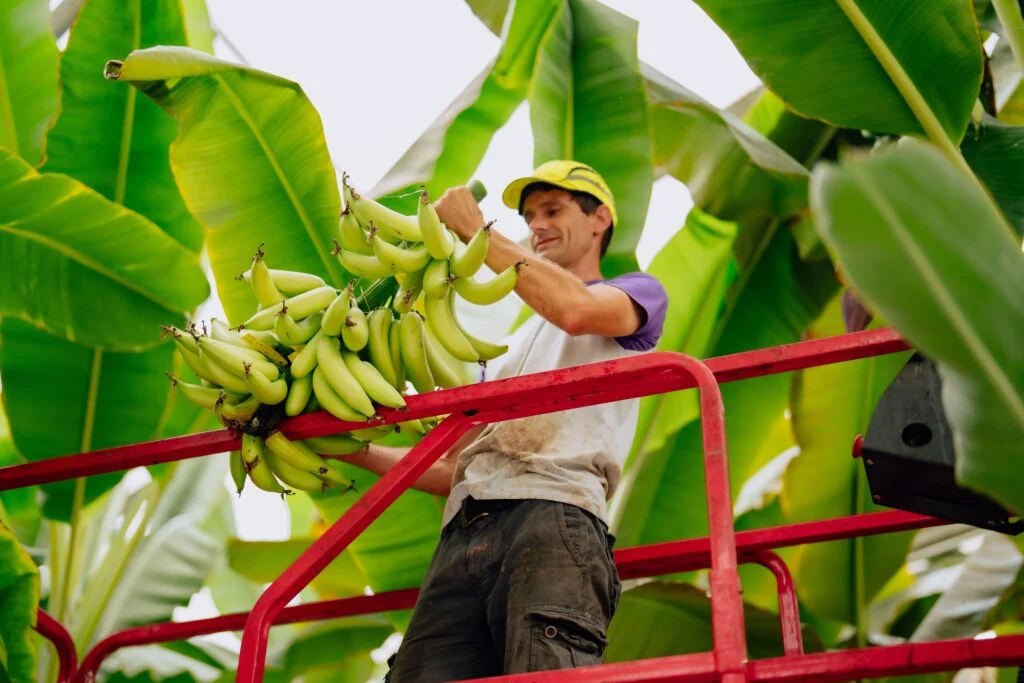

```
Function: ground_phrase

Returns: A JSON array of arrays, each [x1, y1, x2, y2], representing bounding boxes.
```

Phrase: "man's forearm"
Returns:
[[484, 229, 594, 330], [336, 443, 455, 497]]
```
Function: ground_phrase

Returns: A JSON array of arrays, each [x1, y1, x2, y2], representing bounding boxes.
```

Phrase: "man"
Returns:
[[338, 160, 668, 680]]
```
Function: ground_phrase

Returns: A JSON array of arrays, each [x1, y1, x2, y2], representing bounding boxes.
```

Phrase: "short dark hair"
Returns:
[[520, 181, 614, 258]]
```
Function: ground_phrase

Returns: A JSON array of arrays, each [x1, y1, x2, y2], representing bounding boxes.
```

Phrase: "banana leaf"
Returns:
[[0, 400, 38, 546], [810, 139, 1024, 517], [961, 114, 1024, 236], [990, 40, 1024, 124], [42, 0, 203, 253], [106, 46, 347, 325], [0, 0, 58, 166], [781, 296, 914, 631], [692, 0, 983, 147], [226, 538, 367, 599], [280, 617, 392, 682], [370, 0, 563, 211], [528, 0, 652, 277], [605, 582, 821, 662], [0, 522, 38, 683], [0, 149, 208, 350]]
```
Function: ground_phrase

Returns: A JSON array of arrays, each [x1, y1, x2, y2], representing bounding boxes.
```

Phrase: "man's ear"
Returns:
[[594, 204, 613, 233]]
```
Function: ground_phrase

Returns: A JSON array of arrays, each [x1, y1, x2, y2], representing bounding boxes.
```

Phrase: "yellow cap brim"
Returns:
[[501, 175, 549, 214]]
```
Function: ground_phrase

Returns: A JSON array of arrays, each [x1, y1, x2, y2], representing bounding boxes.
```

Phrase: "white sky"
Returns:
[[194, 0, 760, 542]]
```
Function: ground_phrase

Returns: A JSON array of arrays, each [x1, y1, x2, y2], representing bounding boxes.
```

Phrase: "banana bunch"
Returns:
[[161, 192, 512, 499], [337, 175, 524, 368]]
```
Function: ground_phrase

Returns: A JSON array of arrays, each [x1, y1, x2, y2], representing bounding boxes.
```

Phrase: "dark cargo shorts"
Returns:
[[384, 497, 621, 681]]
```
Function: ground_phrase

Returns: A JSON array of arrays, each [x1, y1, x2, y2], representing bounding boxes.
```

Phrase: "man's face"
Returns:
[[521, 188, 604, 268]]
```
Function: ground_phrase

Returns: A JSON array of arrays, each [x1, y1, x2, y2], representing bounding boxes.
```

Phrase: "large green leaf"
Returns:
[[693, 0, 984, 146], [0, 522, 38, 683], [0, 0, 58, 166], [281, 617, 392, 682], [0, 319, 174, 520], [781, 296, 914, 629], [370, 0, 562, 211], [961, 114, 1024, 236], [0, 149, 208, 350], [42, 0, 203, 253], [911, 532, 1023, 642], [0, 400, 38, 546], [528, 0, 653, 276], [605, 582, 820, 663], [810, 139, 1024, 515], [611, 208, 736, 525], [227, 538, 367, 599], [107, 46, 346, 324]]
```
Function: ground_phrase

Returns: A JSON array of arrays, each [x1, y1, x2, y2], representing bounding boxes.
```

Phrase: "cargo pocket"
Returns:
[[528, 608, 607, 671]]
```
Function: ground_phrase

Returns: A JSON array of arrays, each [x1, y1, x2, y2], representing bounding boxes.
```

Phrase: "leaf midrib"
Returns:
[[849, 165, 1024, 428], [0, 219, 177, 313], [212, 73, 344, 287]]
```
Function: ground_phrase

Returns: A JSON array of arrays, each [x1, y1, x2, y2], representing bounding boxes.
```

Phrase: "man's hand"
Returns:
[[434, 186, 485, 242]]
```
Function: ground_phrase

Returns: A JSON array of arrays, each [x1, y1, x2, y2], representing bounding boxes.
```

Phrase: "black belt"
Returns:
[[459, 496, 520, 527]]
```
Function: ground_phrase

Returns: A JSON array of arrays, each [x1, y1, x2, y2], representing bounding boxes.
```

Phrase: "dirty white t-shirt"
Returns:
[[442, 273, 668, 527]]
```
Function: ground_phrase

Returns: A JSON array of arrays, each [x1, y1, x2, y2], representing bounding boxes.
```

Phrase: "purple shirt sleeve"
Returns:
[[594, 272, 668, 351]]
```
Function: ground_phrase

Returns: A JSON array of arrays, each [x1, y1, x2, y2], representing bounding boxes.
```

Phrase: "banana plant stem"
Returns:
[[993, 0, 1024, 78]]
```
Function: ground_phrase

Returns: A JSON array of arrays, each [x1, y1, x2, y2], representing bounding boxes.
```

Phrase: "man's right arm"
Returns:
[[332, 424, 486, 497]]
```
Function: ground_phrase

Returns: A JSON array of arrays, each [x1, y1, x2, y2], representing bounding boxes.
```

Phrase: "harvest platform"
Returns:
[[3, 328, 1021, 682]]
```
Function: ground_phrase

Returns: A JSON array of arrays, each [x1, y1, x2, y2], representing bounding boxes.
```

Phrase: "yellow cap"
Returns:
[[502, 160, 617, 228]]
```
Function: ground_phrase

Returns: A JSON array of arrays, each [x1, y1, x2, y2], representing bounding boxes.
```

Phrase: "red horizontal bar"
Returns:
[[747, 633, 1024, 682], [0, 329, 907, 492], [463, 634, 1024, 682]]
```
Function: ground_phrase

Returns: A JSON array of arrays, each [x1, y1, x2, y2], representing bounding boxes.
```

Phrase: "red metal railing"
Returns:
[[35, 609, 77, 683], [7, 328, 1023, 682]]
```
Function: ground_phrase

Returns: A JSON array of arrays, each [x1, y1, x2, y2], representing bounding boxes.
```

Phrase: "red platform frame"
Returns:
[[4, 329, 1022, 682]]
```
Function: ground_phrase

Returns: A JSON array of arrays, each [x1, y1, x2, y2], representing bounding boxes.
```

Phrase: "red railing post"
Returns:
[[35, 609, 77, 683], [743, 550, 803, 657]]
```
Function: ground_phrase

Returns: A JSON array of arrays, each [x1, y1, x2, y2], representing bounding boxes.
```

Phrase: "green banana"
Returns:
[[321, 286, 353, 337], [316, 337, 375, 417], [275, 311, 322, 346], [349, 424, 395, 441], [285, 373, 313, 417], [166, 373, 224, 409], [418, 189, 454, 259], [281, 286, 340, 320], [422, 324, 467, 389], [229, 449, 247, 496], [241, 434, 289, 495], [342, 350, 406, 409], [265, 431, 353, 489], [341, 305, 369, 352], [251, 246, 286, 308], [163, 326, 199, 355], [449, 226, 489, 278], [393, 267, 425, 314], [241, 301, 286, 331], [366, 308, 399, 388], [238, 268, 326, 296], [290, 329, 323, 379], [372, 236, 431, 273], [423, 258, 452, 299], [339, 249, 393, 279], [209, 318, 248, 347], [312, 366, 365, 422], [338, 209, 374, 255], [388, 318, 406, 390], [348, 182, 422, 242], [399, 312, 435, 394], [423, 291, 480, 362], [198, 337, 281, 381], [194, 350, 252, 393], [448, 289, 508, 361], [261, 445, 328, 493], [303, 434, 366, 455], [217, 394, 261, 422], [240, 331, 289, 366], [245, 369, 288, 405], [452, 262, 519, 305]]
